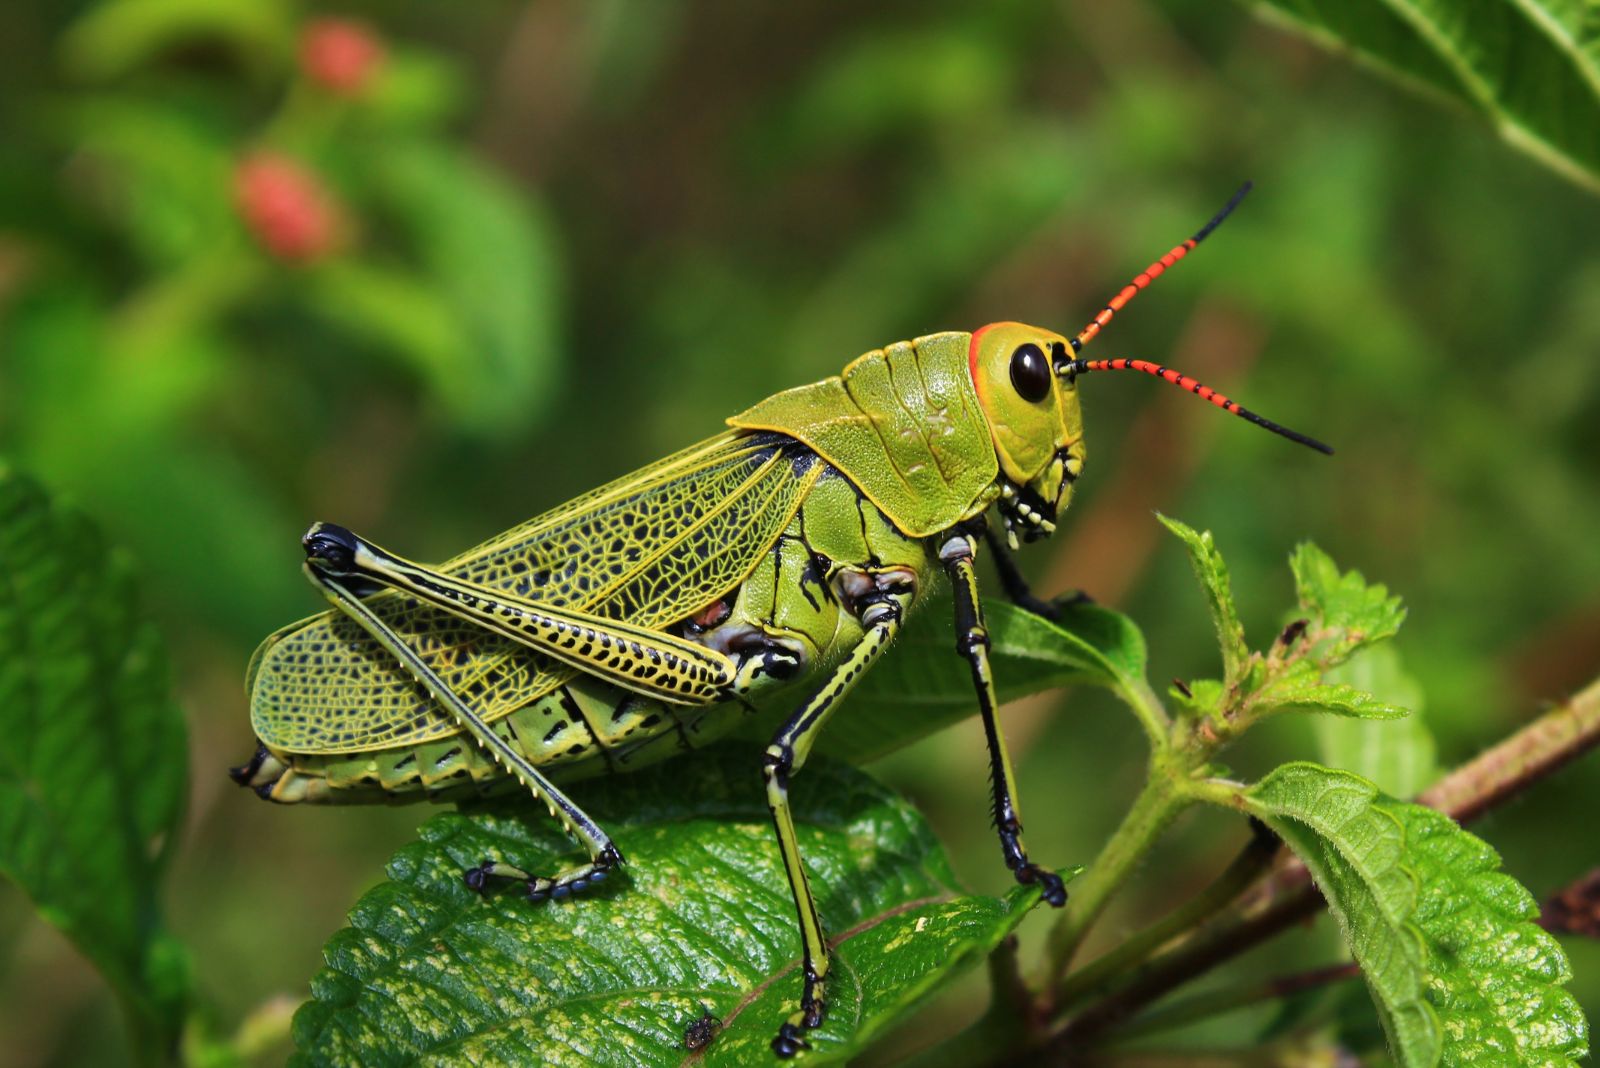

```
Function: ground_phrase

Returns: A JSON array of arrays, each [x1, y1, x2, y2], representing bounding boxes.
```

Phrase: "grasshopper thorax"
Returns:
[[968, 322, 1085, 547]]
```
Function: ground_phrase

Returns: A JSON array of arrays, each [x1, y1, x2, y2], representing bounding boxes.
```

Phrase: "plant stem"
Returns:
[[1051, 821, 1280, 1010], [1110, 962, 1359, 1040], [1040, 763, 1190, 993], [1048, 887, 1324, 1049], [1121, 678, 1174, 752], [1042, 673, 1600, 1050], [1418, 675, 1600, 822]]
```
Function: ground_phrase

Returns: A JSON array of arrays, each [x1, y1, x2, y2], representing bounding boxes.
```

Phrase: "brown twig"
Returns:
[[1111, 962, 1360, 1040], [1539, 868, 1600, 938], [1417, 677, 1600, 822], [1040, 674, 1600, 1052]]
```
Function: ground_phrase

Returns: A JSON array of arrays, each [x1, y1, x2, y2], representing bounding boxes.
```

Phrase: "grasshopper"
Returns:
[[233, 184, 1329, 1056]]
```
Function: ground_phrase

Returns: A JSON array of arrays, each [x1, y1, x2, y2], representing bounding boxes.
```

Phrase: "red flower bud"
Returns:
[[233, 153, 343, 262], [299, 18, 384, 96]]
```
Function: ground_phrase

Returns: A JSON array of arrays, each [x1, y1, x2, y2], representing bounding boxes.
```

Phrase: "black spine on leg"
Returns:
[[942, 532, 1068, 908]]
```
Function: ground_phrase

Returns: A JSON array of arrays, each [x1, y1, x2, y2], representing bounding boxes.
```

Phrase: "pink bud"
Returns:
[[233, 153, 342, 262], [299, 18, 384, 96]]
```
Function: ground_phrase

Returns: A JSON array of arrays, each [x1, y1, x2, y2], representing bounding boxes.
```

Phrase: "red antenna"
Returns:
[[1056, 182, 1332, 456], [1072, 182, 1252, 353], [1055, 356, 1333, 454]]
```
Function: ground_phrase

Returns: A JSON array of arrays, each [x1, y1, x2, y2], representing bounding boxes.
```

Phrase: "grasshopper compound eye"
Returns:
[[303, 523, 361, 575], [1009, 342, 1053, 402]]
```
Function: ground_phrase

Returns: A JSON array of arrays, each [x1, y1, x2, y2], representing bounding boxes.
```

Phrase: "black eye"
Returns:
[[1009, 342, 1052, 402]]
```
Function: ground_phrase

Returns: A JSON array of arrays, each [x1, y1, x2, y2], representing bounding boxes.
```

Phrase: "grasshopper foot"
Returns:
[[463, 848, 621, 903], [771, 975, 826, 1057], [1015, 862, 1068, 908], [771, 1022, 811, 1058]]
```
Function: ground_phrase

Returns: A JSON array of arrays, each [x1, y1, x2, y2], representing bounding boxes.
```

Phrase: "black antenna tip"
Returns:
[[1192, 181, 1254, 245], [1236, 406, 1335, 455]]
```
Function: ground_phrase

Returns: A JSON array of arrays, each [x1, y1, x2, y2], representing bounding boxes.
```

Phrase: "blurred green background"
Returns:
[[2, 0, 1597, 1063]]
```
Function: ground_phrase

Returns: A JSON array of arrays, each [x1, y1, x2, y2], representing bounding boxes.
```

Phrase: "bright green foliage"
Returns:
[[1255, 659, 1408, 720], [1157, 514, 1248, 686], [290, 747, 1068, 1067], [1239, 0, 1600, 193], [1243, 763, 1587, 1067], [1401, 804, 1588, 1065], [1246, 764, 1438, 1063], [1290, 542, 1407, 666], [0, 466, 191, 1061], [61, 0, 297, 80], [319, 141, 565, 435], [1161, 522, 1411, 730], [802, 596, 1149, 762], [1316, 646, 1437, 797]]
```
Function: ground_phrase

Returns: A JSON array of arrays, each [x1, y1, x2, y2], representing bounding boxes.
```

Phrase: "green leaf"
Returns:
[[302, 259, 473, 405], [1239, 0, 1600, 194], [290, 747, 1068, 1067], [0, 465, 191, 1060], [366, 142, 565, 437], [1242, 763, 1587, 1066], [362, 48, 468, 129], [1315, 645, 1437, 797], [1244, 763, 1437, 1064], [731, 596, 1149, 763], [61, 96, 241, 269], [1158, 515, 1248, 685], [61, 0, 295, 80], [1398, 803, 1588, 1065], [1290, 541, 1406, 666], [1259, 658, 1410, 720]]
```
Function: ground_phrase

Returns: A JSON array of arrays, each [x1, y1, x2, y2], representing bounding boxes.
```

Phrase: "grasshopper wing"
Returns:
[[249, 431, 817, 754]]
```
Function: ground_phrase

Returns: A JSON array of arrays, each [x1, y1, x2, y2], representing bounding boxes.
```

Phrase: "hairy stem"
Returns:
[[1111, 962, 1359, 1040], [1418, 675, 1600, 821], [1040, 762, 1191, 991], [1121, 677, 1175, 753], [1044, 673, 1600, 1047], [1051, 820, 1280, 1010]]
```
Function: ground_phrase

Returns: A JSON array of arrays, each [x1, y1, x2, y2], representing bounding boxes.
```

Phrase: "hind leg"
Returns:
[[306, 563, 623, 900]]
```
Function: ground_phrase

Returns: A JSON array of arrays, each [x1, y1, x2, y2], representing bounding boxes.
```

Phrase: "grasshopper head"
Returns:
[[969, 188, 1334, 549], [968, 322, 1085, 546]]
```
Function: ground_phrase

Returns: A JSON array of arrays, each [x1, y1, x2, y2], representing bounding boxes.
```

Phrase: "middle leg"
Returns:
[[941, 528, 1068, 907], [764, 596, 907, 1058]]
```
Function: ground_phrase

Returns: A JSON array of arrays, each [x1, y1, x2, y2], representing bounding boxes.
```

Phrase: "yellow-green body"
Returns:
[[244, 325, 1085, 804], [250, 454, 929, 800], [238, 187, 1311, 1057]]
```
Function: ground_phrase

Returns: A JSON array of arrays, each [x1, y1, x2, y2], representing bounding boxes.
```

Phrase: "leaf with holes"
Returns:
[[290, 747, 1073, 1067], [0, 465, 191, 1060], [1398, 802, 1587, 1065]]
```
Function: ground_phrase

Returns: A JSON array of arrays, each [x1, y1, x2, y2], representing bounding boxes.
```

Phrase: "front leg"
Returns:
[[983, 527, 1063, 620], [940, 530, 1067, 908]]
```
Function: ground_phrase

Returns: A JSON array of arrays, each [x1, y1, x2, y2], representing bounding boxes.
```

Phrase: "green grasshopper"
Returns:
[[233, 184, 1329, 1056]]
